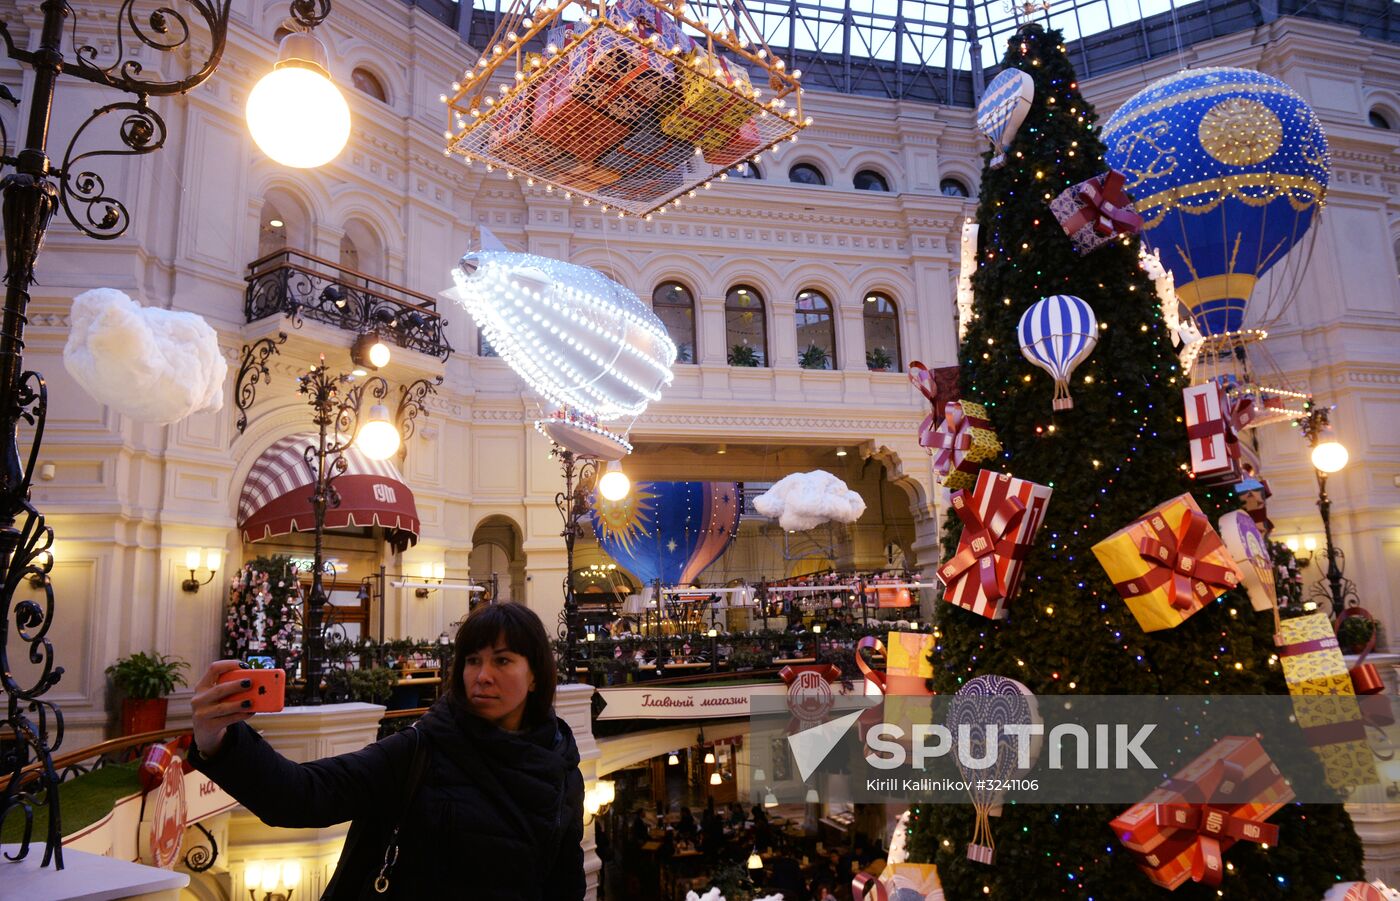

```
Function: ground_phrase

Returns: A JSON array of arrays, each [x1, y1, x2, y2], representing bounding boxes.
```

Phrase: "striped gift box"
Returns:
[[938, 470, 1052, 620]]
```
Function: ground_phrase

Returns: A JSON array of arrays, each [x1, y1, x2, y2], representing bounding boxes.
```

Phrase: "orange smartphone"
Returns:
[[218, 667, 285, 713]]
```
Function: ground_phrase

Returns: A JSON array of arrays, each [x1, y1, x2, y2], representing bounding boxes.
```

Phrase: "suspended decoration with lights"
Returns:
[[441, 0, 809, 217], [1103, 67, 1329, 423], [443, 230, 677, 459]]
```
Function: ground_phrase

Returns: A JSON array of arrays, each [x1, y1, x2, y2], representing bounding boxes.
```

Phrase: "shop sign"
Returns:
[[596, 684, 788, 720]]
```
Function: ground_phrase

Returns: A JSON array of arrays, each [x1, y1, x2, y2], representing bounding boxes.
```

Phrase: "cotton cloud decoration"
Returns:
[[63, 288, 227, 424], [753, 470, 866, 531], [686, 891, 783, 901]]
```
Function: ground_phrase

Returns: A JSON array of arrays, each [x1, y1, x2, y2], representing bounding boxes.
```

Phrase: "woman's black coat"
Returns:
[[190, 695, 585, 900]]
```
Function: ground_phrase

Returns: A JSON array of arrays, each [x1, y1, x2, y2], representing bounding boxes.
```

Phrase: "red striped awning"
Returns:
[[238, 434, 419, 549]]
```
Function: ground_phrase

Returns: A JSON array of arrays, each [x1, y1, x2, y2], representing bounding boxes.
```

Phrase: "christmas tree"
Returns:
[[223, 555, 304, 670], [904, 25, 1365, 899]]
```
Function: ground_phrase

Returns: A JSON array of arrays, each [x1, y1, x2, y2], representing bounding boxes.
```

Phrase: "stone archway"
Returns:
[[470, 515, 526, 603]]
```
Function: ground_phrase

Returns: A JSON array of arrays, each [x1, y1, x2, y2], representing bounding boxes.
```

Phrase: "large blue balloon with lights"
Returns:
[[1101, 67, 1329, 337], [589, 481, 741, 588]]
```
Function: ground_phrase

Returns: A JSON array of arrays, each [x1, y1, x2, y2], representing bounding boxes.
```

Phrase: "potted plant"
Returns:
[[866, 346, 893, 372], [106, 651, 189, 735], [1337, 610, 1381, 655], [728, 344, 760, 367], [798, 343, 831, 370]]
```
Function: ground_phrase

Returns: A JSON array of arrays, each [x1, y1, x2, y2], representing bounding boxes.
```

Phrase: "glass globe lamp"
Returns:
[[246, 31, 351, 168], [355, 405, 401, 460]]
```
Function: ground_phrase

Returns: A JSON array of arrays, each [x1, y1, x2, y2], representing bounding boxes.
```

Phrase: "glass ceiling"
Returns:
[[447, 0, 1398, 105]]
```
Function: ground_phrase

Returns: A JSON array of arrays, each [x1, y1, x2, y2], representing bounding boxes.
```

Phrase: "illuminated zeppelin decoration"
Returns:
[[444, 233, 677, 459], [1101, 67, 1330, 338], [590, 480, 740, 587]]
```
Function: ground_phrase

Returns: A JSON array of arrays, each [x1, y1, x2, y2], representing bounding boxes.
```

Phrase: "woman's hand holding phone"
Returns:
[[191, 660, 282, 757]]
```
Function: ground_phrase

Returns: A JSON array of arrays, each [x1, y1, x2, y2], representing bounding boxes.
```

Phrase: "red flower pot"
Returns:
[[120, 697, 169, 736]]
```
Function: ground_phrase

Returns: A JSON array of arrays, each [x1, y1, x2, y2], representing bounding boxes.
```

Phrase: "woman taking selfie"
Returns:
[[189, 602, 585, 899]]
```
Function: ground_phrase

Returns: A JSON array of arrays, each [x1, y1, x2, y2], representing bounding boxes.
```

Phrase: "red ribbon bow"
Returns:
[[853, 873, 888, 901], [1119, 508, 1238, 610], [1075, 170, 1144, 237], [932, 402, 978, 476], [938, 486, 1027, 606], [1152, 758, 1280, 886], [909, 362, 960, 449]]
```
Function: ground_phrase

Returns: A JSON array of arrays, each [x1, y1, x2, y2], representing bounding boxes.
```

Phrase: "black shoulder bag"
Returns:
[[372, 725, 431, 894]]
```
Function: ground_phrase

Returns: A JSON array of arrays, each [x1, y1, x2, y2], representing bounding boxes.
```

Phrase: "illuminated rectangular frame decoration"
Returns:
[[443, 0, 808, 218]]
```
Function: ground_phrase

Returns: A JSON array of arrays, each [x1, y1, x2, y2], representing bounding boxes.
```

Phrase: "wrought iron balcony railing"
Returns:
[[245, 249, 453, 361]]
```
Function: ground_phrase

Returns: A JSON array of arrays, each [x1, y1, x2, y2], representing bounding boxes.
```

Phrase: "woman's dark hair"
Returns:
[[446, 602, 557, 726]]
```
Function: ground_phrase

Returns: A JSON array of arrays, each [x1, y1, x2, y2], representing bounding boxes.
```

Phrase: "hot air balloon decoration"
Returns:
[[590, 481, 741, 588], [1102, 68, 1327, 425], [443, 230, 677, 459], [1102, 67, 1329, 339], [976, 68, 1034, 169], [1017, 295, 1098, 411], [947, 675, 1041, 864]]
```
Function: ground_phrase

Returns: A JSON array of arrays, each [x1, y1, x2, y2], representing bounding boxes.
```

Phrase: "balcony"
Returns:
[[244, 249, 454, 361]]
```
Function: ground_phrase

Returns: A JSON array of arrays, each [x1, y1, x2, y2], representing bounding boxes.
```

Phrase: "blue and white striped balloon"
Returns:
[[1017, 295, 1099, 411]]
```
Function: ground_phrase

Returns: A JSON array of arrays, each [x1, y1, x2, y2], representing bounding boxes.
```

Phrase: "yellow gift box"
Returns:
[[659, 49, 754, 150], [1278, 612, 1377, 792], [884, 631, 935, 696], [1091, 493, 1242, 633]]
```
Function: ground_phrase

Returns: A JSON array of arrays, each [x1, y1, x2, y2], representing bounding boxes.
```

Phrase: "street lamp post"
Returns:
[[1299, 404, 1355, 616], [552, 448, 630, 683], [0, 0, 245, 868], [294, 357, 433, 703]]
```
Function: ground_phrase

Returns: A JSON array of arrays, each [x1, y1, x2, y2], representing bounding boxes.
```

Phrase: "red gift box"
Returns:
[[1183, 381, 1244, 485], [598, 128, 691, 181], [909, 361, 961, 449], [703, 118, 764, 167], [530, 86, 629, 164], [938, 470, 1053, 620], [606, 0, 697, 55], [1111, 735, 1293, 891], [1048, 169, 1143, 254]]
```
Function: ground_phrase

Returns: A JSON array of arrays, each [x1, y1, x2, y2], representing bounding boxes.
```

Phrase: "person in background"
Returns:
[[188, 602, 584, 899], [677, 805, 698, 841]]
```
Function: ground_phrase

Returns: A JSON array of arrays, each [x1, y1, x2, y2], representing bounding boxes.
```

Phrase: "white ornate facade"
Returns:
[[0, 2, 1396, 756]]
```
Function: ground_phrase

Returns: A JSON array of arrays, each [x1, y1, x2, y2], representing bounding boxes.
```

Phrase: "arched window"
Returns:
[[795, 289, 836, 370], [940, 178, 970, 198], [339, 234, 360, 274], [862, 293, 901, 372], [352, 67, 389, 103], [340, 219, 384, 281], [788, 163, 826, 186], [258, 200, 289, 259], [734, 161, 762, 179], [725, 285, 767, 367], [651, 281, 696, 364], [854, 169, 891, 192], [1369, 108, 1393, 130], [256, 189, 310, 259]]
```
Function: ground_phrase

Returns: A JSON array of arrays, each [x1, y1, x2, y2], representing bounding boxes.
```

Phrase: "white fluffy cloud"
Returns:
[[63, 288, 227, 424], [753, 470, 866, 532]]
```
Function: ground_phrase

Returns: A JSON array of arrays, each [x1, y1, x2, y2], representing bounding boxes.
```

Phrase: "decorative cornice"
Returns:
[[635, 411, 922, 433]]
